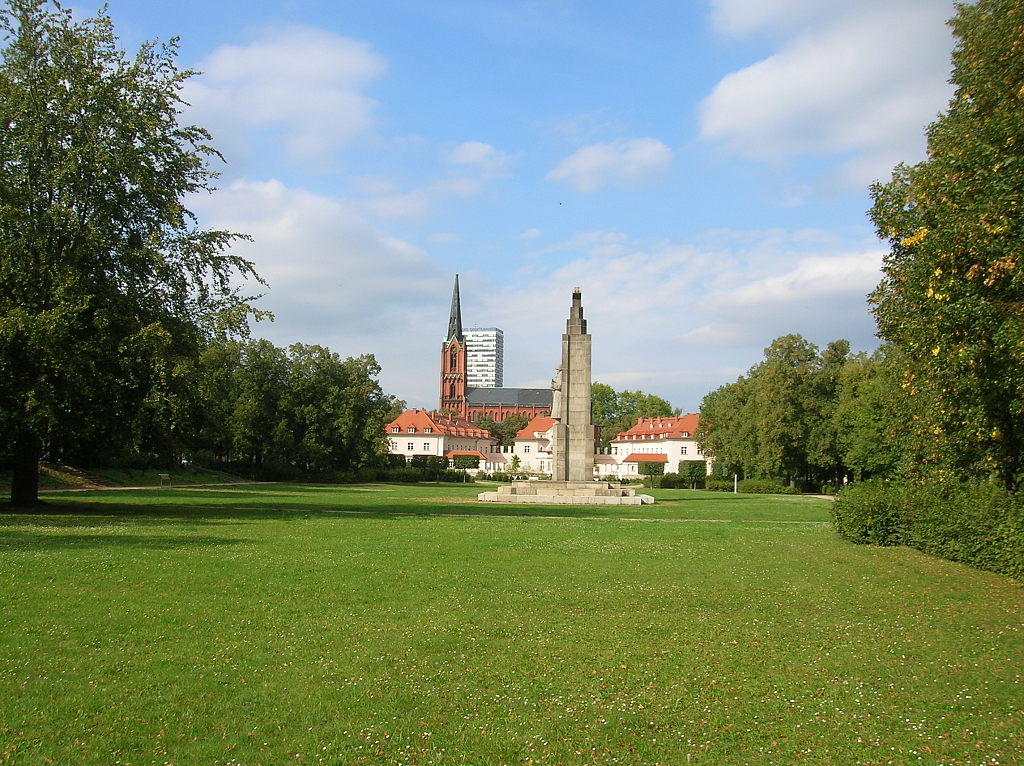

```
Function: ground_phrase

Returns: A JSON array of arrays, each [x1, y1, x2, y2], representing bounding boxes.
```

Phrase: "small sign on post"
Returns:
[[158, 473, 170, 487]]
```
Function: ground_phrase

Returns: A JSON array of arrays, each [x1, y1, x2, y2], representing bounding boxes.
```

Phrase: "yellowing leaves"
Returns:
[[901, 227, 930, 247]]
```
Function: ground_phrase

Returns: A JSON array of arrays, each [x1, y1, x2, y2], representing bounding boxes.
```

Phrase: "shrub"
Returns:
[[705, 478, 733, 492], [437, 469, 474, 483], [451, 455, 480, 470], [737, 479, 800, 495], [660, 472, 681, 489], [830, 479, 906, 545], [832, 480, 1024, 579]]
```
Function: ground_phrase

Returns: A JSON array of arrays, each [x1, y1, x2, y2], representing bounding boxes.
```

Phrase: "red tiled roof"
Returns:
[[443, 450, 487, 459], [384, 409, 494, 440], [515, 416, 556, 440], [613, 414, 699, 442], [623, 453, 669, 463]]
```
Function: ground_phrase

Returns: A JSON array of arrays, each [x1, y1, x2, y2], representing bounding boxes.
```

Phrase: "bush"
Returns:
[[705, 478, 733, 492], [832, 480, 1024, 579], [660, 472, 681, 489], [737, 479, 800, 495], [830, 479, 906, 545], [451, 455, 480, 470], [437, 469, 474, 483]]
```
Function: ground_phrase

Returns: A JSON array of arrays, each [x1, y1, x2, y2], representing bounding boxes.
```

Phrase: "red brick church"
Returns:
[[440, 276, 552, 422]]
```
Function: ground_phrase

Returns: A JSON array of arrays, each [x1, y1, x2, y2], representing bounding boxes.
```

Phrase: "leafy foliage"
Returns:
[[474, 413, 528, 446], [868, 0, 1024, 493], [0, 1, 261, 502], [832, 480, 1024, 579], [591, 382, 676, 447], [698, 334, 851, 487]]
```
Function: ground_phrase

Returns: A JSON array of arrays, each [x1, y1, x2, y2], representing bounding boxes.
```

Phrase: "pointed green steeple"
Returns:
[[446, 274, 464, 343]]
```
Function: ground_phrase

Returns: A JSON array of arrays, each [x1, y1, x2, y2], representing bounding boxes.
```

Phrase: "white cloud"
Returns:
[[446, 141, 512, 178], [710, 0, 853, 37], [700, 0, 957, 184], [517, 228, 542, 239], [546, 138, 673, 192], [190, 179, 449, 400], [184, 25, 386, 162], [473, 228, 883, 409]]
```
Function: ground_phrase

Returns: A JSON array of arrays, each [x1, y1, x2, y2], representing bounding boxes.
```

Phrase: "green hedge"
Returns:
[[703, 478, 800, 494], [705, 478, 733, 492], [832, 480, 1024, 579], [738, 479, 800, 495]]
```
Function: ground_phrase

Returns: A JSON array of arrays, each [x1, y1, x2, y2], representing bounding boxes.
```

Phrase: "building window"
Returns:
[[389, 440, 397, 450], [697, 448, 703, 455], [681, 446, 688, 455], [524, 445, 530, 453], [424, 428, 432, 434], [681, 431, 689, 437], [423, 443, 430, 451], [407, 442, 414, 450], [407, 427, 416, 433], [391, 427, 400, 433]]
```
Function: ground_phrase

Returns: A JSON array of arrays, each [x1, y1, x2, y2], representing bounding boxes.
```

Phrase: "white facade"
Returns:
[[464, 327, 504, 388], [384, 409, 495, 466], [608, 416, 708, 477]]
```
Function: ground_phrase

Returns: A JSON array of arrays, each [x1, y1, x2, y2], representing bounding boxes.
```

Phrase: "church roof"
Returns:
[[465, 387, 553, 407], [446, 274, 464, 344]]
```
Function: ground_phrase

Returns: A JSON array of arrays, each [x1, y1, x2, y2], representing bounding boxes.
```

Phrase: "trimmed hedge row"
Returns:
[[831, 479, 1024, 579], [704, 478, 800, 494], [334, 466, 474, 484], [659, 472, 706, 489]]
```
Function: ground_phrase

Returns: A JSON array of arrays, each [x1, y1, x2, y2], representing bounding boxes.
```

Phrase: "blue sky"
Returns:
[[105, 0, 959, 412]]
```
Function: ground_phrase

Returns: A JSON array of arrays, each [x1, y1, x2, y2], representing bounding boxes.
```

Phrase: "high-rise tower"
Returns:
[[464, 327, 504, 388]]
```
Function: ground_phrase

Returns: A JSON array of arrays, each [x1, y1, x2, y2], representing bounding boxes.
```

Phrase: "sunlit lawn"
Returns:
[[1, 483, 1020, 765]]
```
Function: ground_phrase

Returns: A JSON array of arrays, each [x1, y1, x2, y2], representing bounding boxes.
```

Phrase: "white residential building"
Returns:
[[384, 409, 495, 465], [608, 415, 707, 478], [464, 327, 504, 388]]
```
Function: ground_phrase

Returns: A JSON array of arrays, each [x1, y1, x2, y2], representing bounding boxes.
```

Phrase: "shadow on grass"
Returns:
[[0, 501, 642, 523], [0, 529, 249, 551]]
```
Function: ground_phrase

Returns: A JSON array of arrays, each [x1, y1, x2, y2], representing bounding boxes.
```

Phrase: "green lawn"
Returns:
[[1, 484, 1020, 765]]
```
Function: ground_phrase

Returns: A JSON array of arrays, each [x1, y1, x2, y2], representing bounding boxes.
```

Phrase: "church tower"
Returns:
[[439, 275, 468, 416]]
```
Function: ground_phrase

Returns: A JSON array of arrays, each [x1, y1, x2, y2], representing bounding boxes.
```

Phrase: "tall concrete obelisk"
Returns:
[[477, 287, 653, 505], [551, 287, 592, 482]]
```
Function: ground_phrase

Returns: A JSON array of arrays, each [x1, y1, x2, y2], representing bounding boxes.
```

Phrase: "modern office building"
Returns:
[[464, 327, 504, 388]]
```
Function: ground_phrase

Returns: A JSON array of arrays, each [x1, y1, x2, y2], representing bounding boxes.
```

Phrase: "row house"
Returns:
[[384, 411, 707, 479], [384, 409, 495, 465], [609, 414, 706, 478]]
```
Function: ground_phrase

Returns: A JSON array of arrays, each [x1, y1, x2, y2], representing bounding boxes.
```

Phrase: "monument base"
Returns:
[[478, 480, 654, 506]]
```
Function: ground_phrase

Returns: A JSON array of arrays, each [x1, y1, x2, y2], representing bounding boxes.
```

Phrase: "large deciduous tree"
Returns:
[[869, 0, 1024, 494], [0, 1, 259, 503], [591, 382, 676, 447]]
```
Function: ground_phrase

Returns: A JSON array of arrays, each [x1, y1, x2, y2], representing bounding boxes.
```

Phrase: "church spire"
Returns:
[[447, 274, 464, 343]]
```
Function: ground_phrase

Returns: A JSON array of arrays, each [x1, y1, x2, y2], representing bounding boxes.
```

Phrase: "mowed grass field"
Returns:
[[0, 484, 1021, 765]]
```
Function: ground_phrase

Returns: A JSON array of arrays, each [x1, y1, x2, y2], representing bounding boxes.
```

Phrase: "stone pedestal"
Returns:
[[478, 480, 654, 506]]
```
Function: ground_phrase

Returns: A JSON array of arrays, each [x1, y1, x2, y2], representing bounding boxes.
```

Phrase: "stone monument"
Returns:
[[478, 288, 653, 506]]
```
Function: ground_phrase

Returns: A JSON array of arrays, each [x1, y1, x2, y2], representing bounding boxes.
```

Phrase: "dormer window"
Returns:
[[424, 428, 432, 434], [407, 427, 416, 433], [681, 431, 689, 437], [391, 427, 400, 433]]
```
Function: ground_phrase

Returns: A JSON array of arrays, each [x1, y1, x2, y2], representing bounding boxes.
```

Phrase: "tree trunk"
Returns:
[[10, 428, 42, 506]]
